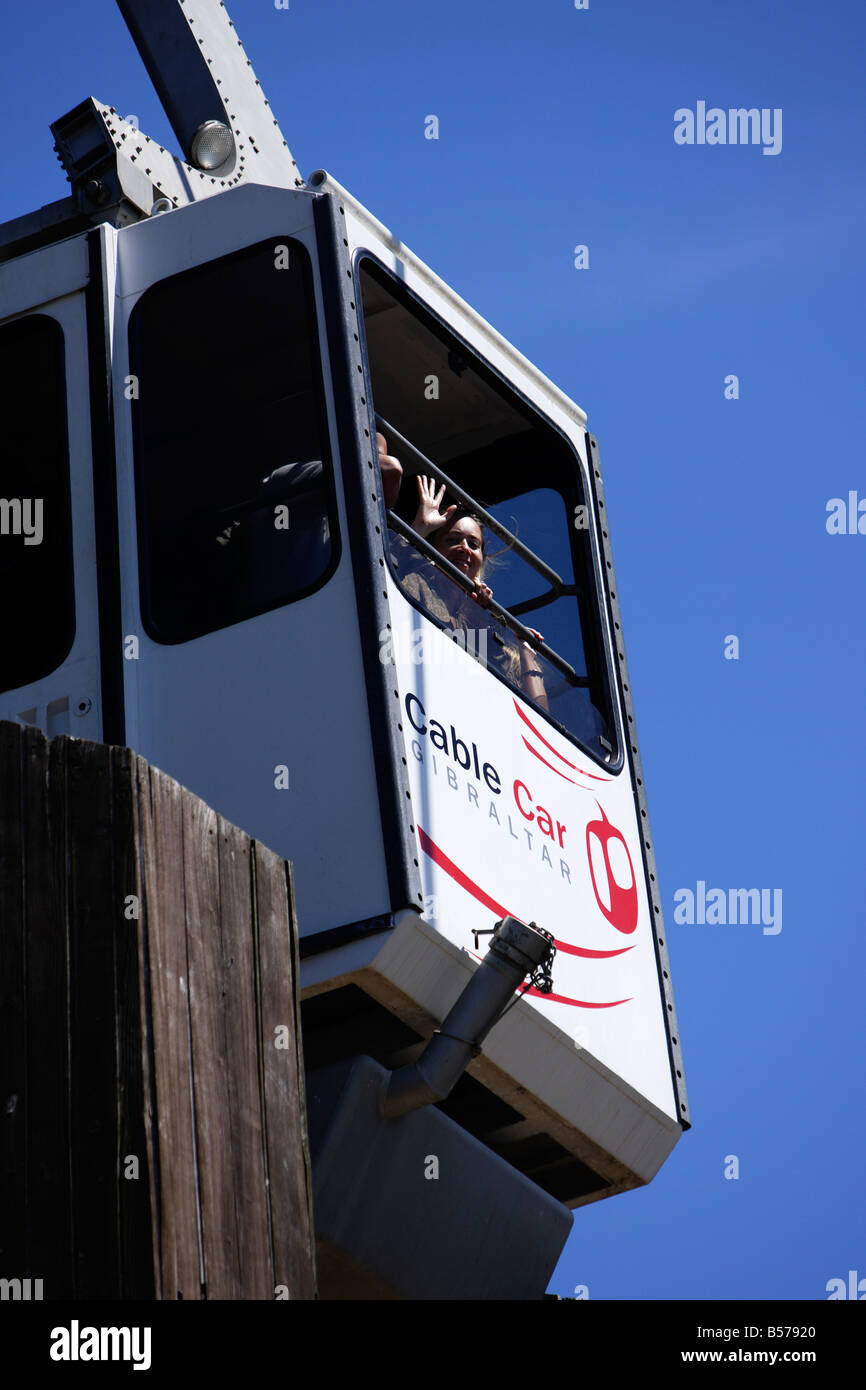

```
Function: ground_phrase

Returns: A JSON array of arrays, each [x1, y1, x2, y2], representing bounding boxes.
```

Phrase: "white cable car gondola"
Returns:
[[0, 0, 688, 1299]]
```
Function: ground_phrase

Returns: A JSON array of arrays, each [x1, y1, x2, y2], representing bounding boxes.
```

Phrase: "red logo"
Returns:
[[585, 803, 638, 934]]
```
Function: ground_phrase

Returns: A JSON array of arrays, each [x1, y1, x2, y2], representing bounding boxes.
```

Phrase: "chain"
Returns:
[[526, 924, 556, 995]]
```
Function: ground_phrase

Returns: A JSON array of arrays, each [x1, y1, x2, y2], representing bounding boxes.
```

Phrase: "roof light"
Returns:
[[190, 120, 234, 171]]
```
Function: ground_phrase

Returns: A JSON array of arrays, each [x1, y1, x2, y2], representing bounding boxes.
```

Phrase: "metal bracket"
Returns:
[[115, 0, 302, 190], [50, 1, 305, 227]]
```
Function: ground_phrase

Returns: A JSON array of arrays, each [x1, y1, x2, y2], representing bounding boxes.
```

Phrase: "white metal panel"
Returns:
[[113, 184, 317, 302], [385, 580, 677, 1121], [0, 236, 88, 322]]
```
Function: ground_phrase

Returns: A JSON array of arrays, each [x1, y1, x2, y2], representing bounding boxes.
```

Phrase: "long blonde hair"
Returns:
[[432, 510, 523, 683]]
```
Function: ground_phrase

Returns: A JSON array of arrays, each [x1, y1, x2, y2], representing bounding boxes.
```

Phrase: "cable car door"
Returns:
[[113, 185, 392, 940]]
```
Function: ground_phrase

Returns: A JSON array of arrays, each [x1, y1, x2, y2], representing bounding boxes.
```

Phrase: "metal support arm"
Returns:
[[116, 0, 302, 189]]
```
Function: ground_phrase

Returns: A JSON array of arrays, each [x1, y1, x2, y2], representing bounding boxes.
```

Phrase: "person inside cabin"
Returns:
[[377, 432, 548, 709], [209, 454, 332, 607], [377, 431, 404, 510]]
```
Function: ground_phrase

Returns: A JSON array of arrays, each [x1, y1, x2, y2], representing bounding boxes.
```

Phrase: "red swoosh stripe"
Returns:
[[514, 698, 580, 768], [522, 735, 579, 784], [557, 940, 632, 959], [417, 826, 509, 917], [525, 985, 631, 1007], [417, 825, 631, 1007], [464, 957, 631, 1010], [513, 698, 610, 782]]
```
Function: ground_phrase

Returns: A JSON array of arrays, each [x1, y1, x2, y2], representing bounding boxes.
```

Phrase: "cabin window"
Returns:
[[0, 314, 74, 694], [129, 237, 338, 644], [359, 257, 617, 764]]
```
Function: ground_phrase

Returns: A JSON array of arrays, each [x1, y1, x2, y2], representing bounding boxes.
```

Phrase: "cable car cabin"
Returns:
[[0, 0, 687, 1298], [0, 176, 687, 1196]]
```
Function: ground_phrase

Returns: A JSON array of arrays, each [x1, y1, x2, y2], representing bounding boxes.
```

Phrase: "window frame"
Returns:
[[128, 235, 342, 647], [354, 250, 622, 770]]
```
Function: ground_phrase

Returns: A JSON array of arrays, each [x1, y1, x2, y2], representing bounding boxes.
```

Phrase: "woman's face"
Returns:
[[434, 516, 484, 584]]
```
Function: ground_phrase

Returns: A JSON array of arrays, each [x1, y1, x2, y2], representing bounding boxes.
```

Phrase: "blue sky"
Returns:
[[3, 0, 864, 1301]]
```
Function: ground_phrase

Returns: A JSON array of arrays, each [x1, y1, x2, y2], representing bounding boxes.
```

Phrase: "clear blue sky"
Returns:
[[4, 0, 864, 1301]]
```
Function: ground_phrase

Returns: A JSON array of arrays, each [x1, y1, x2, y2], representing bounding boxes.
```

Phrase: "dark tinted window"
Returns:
[[129, 237, 337, 643], [360, 257, 616, 764], [0, 314, 74, 694]]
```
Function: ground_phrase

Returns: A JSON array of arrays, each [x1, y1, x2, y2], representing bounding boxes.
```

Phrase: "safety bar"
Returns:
[[386, 511, 586, 688], [376, 414, 564, 596], [509, 584, 578, 619]]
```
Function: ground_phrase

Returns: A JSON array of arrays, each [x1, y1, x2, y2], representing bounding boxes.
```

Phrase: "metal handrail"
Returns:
[[386, 510, 587, 688], [376, 414, 564, 597], [509, 584, 578, 618]]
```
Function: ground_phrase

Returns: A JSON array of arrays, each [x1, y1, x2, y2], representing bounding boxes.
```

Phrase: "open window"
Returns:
[[129, 236, 339, 645], [0, 314, 74, 694], [358, 257, 617, 765]]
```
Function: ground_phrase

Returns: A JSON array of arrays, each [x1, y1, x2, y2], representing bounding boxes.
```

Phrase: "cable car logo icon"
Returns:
[[585, 803, 638, 935]]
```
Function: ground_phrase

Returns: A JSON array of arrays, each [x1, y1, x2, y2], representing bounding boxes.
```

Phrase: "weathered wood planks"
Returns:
[[0, 719, 315, 1300]]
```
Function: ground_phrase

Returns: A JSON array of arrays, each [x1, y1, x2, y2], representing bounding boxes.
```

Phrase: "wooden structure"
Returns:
[[0, 720, 315, 1300]]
